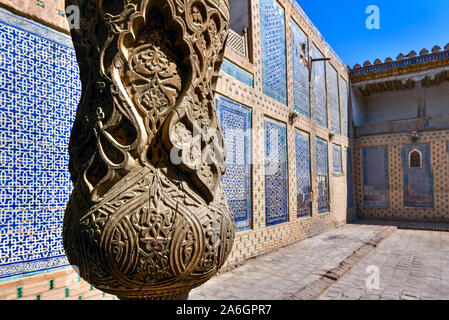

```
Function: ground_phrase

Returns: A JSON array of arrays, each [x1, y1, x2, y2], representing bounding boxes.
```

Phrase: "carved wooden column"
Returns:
[[63, 0, 234, 300]]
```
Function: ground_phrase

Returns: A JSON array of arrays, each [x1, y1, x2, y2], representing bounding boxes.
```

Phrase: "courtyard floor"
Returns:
[[189, 221, 449, 300]]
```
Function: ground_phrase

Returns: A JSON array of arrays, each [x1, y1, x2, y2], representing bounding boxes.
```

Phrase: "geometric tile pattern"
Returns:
[[221, 59, 254, 88], [291, 20, 309, 117], [316, 137, 329, 213], [295, 130, 311, 217], [0, 8, 79, 279], [363, 146, 389, 208], [216, 95, 252, 232], [264, 118, 288, 226], [347, 148, 354, 208], [260, 0, 287, 105], [332, 144, 342, 174], [312, 45, 327, 127], [402, 144, 434, 208], [328, 65, 340, 134], [340, 77, 349, 137]]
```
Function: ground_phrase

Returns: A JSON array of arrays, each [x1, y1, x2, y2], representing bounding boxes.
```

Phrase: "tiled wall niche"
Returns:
[[354, 131, 449, 222]]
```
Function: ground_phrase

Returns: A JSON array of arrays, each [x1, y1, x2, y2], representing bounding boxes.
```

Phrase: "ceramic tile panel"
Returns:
[[221, 59, 254, 88], [295, 129, 311, 217], [264, 117, 288, 226], [291, 19, 310, 117], [402, 144, 434, 208], [332, 144, 342, 174], [0, 8, 79, 279], [328, 65, 340, 134], [316, 137, 329, 213], [340, 76, 349, 137], [260, 0, 287, 105], [312, 45, 327, 128], [216, 95, 253, 232], [362, 146, 389, 208]]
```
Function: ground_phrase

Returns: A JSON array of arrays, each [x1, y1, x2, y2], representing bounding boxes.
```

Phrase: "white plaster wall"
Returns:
[[356, 88, 419, 125], [351, 87, 368, 126], [425, 81, 449, 117]]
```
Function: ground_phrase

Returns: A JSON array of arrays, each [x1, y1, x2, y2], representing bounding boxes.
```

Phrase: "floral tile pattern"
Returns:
[[217, 95, 252, 232]]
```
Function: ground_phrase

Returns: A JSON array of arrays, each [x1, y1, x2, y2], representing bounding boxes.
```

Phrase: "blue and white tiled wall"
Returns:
[[264, 117, 289, 226], [0, 7, 79, 280], [340, 77, 349, 137], [311, 45, 328, 128], [295, 129, 311, 218], [402, 144, 434, 209], [316, 137, 329, 214], [355, 133, 449, 222], [329, 66, 341, 135], [217, 95, 253, 232], [221, 59, 254, 88], [291, 19, 309, 117], [332, 144, 342, 174], [362, 146, 390, 208], [260, 0, 287, 105]]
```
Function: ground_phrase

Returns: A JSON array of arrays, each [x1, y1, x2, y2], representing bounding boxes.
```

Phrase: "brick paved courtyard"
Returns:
[[189, 222, 449, 300]]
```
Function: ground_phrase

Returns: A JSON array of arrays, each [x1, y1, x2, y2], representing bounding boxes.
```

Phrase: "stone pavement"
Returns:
[[189, 222, 449, 300], [352, 219, 449, 232], [319, 229, 449, 300], [190, 223, 394, 300]]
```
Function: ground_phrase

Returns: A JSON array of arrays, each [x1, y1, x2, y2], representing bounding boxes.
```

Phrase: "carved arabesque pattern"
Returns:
[[63, 0, 234, 300]]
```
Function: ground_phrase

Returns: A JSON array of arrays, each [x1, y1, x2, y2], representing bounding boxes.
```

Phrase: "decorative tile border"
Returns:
[[0, 7, 72, 47], [221, 59, 254, 88]]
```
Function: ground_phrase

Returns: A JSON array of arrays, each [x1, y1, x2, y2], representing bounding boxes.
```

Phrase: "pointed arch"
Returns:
[[409, 149, 422, 168]]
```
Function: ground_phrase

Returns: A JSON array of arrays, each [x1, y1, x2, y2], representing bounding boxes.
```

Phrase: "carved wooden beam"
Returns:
[[63, 0, 234, 300]]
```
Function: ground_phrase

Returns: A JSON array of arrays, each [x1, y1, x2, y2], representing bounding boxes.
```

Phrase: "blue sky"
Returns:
[[296, 0, 449, 67]]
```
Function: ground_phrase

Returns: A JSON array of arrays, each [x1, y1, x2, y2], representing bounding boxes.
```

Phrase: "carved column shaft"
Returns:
[[63, 0, 234, 300]]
